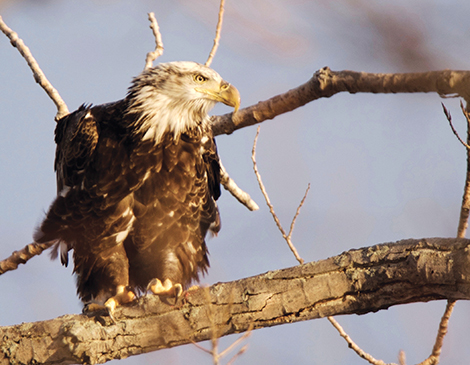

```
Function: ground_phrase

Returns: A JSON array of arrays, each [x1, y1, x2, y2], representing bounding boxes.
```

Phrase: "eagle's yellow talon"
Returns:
[[148, 278, 183, 301]]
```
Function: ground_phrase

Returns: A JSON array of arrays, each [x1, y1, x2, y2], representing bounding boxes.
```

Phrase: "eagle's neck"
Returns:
[[125, 86, 215, 144]]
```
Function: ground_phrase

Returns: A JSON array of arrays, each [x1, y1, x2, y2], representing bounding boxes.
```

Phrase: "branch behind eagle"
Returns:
[[34, 61, 240, 315]]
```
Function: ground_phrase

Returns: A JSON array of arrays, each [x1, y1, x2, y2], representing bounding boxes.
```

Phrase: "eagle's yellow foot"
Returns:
[[83, 285, 135, 322], [148, 278, 183, 303]]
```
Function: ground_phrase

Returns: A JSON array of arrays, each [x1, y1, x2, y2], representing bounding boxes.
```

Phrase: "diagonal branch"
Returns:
[[211, 68, 470, 136], [219, 159, 259, 211], [205, 0, 225, 67], [0, 16, 69, 121], [0, 242, 54, 276], [417, 300, 456, 365], [251, 126, 304, 264], [2, 237, 469, 365], [328, 316, 395, 365]]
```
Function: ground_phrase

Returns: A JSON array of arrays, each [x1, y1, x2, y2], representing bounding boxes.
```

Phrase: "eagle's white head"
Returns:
[[126, 61, 240, 143]]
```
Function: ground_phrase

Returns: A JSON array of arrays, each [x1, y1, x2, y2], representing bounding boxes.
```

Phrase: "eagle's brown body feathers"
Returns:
[[34, 62, 239, 310]]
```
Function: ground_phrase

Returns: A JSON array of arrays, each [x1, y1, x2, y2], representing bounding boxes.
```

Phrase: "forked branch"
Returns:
[[251, 126, 305, 264]]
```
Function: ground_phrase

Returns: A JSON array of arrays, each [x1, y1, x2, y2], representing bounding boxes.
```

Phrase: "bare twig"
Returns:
[[205, 0, 225, 67], [457, 101, 470, 238], [144, 12, 164, 70], [219, 159, 259, 211], [417, 300, 456, 365], [0, 16, 69, 121], [0, 242, 54, 275], [218, 324, 253, 360], [441, 103, 470, 149], [328, 316, 397, 365], [226, 345, 249, 365], [287, 183, 310, 241], [251, 126, 304, 264]]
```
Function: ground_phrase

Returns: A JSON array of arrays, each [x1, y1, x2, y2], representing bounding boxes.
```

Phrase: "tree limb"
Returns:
[[2, 237, 469, 365], [211, 68, 470, 136], [0, 16, 69, 121]]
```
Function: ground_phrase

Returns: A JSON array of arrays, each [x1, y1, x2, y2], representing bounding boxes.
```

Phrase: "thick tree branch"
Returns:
[[2, 237, 469, 365], [211, 68, 470, 136]]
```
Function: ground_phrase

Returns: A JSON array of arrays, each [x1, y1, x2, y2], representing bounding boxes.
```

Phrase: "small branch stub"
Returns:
[[144, 12, 164, 70]]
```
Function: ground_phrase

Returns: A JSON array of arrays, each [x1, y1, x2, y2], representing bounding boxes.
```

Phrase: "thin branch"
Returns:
[[251, 126, 304, 265], [441, 103, 470, 149], [219, 159, 259, 211], [287, 183, 310, 241], [0, 242, 54, 275], [457, 101, 470, 237], [226, 345, 249, 365], [327, 316, 396, 365], [205, 0, 225, 67], [144, 12, 164, 70], [218, 324, 253, 359], [0, 16, 69, 121], [460, 100, 470, 129], [418, 300, 456, 365]]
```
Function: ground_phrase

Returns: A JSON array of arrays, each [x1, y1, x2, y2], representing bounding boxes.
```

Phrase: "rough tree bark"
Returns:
[[1, 237, 469, 365]]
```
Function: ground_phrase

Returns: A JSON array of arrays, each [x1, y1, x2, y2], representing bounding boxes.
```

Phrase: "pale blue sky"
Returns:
[[1, 1, 470, 364]]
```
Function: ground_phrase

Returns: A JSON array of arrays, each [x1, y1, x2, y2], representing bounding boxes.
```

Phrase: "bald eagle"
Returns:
[[34, 61, 240, 314]]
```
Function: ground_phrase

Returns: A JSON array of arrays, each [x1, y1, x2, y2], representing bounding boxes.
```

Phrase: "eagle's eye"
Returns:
[[194, 74, 208, 83]]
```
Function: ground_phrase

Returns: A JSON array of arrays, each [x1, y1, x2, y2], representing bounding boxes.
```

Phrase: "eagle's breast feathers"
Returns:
[[34, 61, 239, 310]]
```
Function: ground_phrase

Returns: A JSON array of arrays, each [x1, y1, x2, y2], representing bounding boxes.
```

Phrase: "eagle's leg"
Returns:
[[148, 278, 183, 300], [80, 242, 136, 318]]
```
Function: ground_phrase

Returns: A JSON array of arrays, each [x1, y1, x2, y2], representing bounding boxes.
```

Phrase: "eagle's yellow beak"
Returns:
[[218, 82, 240, 113], [196, 81, 240, 113]]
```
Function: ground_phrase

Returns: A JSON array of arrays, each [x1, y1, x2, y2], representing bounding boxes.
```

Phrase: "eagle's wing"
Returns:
[[38, 102, 141, 266], [54, 104, 99, 195]]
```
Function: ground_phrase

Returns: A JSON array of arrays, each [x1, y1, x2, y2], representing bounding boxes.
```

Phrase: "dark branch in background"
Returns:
[[211, 68, 470, 136], [144, 12, 164, 70], [0, 16, 69, 121], [2, 238, 469, 365]]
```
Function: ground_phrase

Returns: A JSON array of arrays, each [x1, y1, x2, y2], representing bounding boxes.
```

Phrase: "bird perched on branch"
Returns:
[[34, 61, 240, 315]]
